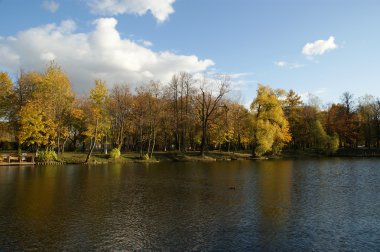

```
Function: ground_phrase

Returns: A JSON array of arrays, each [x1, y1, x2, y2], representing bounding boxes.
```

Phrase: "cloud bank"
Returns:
[[302, 36, 337, 56], [0, 18, 214, 92], [86, 0, 176, 22]]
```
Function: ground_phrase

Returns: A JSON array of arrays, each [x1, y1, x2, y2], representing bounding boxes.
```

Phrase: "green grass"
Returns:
[[1, 150, 254, 165], [58, 150, 253, 164]]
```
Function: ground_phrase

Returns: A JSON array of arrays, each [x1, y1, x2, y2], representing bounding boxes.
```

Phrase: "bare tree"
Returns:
[[108, 84, 132, 150], [195, 74, 230, 156], [341, 91, 355, 114]]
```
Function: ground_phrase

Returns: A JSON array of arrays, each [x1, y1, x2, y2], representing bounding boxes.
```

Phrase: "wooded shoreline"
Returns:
[[2, 149, 380, 166], [2, 64, 380, 163]]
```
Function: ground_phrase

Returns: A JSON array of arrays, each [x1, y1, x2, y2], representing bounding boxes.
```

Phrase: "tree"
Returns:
[[0, 72, 13, 119], [341, 91, 354, 114], [84, 80, 110, 163], [250, 84, 291, 156], [195, 74, 230, 156], [136, 81, 163, 158], [325, 102, 359, 148], [284, 89, 303, 148], [108, 84, 133, 150], [357, 95, 376, 148], [41, 62, 75, 153], [167, 72, 195, 151], [18, 101, 57, 153]]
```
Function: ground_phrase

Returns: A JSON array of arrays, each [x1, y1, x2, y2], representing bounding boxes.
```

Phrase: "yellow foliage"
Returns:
[[251, 84, 292, 156], [0, 72, 13, 118], [18, 102, 57, 147]]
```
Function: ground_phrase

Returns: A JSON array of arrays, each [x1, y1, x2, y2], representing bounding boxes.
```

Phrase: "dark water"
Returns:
[[0, 159, 379, 251]]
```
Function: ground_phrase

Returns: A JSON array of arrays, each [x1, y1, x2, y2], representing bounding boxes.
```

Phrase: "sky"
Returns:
[[0, 0, 379, 107]]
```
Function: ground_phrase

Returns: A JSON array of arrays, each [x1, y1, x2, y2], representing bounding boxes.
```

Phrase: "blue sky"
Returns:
[[0, 0, 379, 106]]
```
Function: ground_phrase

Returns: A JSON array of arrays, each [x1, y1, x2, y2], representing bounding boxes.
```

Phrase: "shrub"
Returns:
[[143, 153, 150, 160], [110, 148, 121, 159], [37, 150, 58, 162], [327, 134, 339, 154]]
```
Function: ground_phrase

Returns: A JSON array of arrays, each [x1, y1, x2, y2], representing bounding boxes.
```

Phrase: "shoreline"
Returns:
[[2, 149, 380, 166]]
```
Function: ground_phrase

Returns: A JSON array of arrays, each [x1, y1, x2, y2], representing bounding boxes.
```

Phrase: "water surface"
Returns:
[[0, 159, 379, 251]]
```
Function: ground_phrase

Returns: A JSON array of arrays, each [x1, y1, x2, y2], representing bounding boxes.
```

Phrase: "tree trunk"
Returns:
[[150, 128, 156, 158], [85, 137, 96, 163], [139, 124, 143, 158], [62, 136, 68, 154], [57, 132, 61, 154], [200, 121, 207, 157], [85, 118, 98, 163], [147, 125, 152, 157]]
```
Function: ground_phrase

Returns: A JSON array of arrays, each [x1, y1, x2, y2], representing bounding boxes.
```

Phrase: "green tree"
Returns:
[[284, 89, 303, 148]]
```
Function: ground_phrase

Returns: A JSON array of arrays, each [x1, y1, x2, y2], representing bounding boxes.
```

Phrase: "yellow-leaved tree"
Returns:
[[0, 72, 14, 119], [250, 84, 291, 156], [18, 101, 57, 153], [84, 80, 110, 163], [41, 62, 75, 153]]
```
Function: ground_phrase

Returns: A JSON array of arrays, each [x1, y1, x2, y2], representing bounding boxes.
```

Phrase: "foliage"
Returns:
[[250, 85, 292, 156], [36, 150, 58, 162], [327, 133, 339, 154], [84, 80, 111, 163], [110, 148, 121, 159], [0, 72, 13, 119], [8, 64, 380, 158], [143, 153, 150, 160], [18, 101, 57, 148]]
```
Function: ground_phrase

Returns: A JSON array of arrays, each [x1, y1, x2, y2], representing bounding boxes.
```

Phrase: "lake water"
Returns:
[[0, 159, 379, 251]]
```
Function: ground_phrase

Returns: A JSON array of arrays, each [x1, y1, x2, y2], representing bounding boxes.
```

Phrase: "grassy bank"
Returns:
[[58, 150, 253, 164], [3, 148, 378, 166]]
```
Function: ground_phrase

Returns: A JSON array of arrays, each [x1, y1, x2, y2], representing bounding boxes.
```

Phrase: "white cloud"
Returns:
[[40, 52, 56, 61], [141, 40, 153, 47], [275, 61, 287, 67], [0, 18, 214, 92], [86, 0, 176, 22], [274, 61, 303, 69], [302, 36, 338, 56], [228, 72, 252, 79], [41, 0, 59, 13]]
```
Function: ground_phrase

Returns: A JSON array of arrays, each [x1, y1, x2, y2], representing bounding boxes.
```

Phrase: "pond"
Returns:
[[0, 159, 379, 251]]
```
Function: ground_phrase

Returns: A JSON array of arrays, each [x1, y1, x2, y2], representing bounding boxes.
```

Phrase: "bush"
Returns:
[[327, 134, 339, 154], [110, 148, 121, 159], [143, 153, 150, 160], [37, 150, 58, 162]]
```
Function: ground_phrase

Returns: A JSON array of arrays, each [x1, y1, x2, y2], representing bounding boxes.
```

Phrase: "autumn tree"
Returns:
[[167, 72, 195, 151], [136, 81, 163, 158], [195, 74, 230, 156], [18, 101, 57, 153], [325, 102, 359, 148], [59, 97, 87, 153], [84, 80, 110, 163], [250, 84, 291, 156], [41, 63, 75, 153], [0, 72, 13, 119], [108, 84, 133, 150], [284, 89, 303, 148], [356, 95, 380, 148], [372, 99, 380, 147], [228, 102, 251, 151]]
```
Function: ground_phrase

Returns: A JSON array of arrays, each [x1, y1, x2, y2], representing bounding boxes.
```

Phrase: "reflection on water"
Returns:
[[0, 159, 379, 251]]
